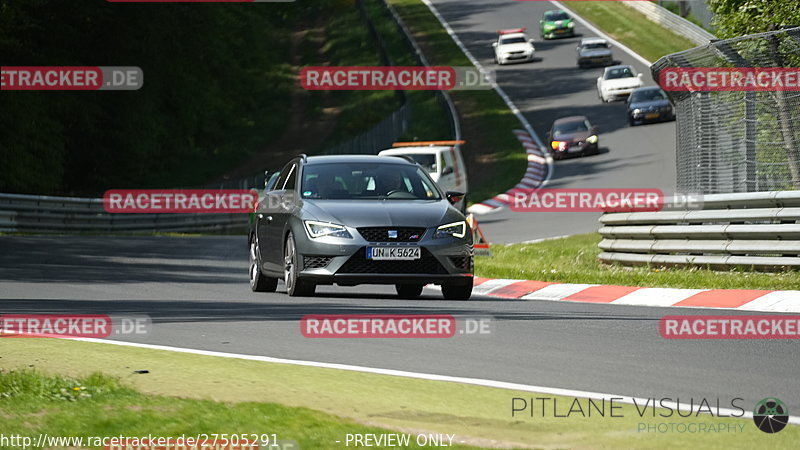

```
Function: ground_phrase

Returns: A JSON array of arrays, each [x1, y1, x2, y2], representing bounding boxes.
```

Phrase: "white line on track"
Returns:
[[68, 337, 798, 425]]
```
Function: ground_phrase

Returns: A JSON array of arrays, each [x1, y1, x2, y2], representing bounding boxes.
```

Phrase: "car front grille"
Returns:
[[303, 255, 334, 269], [357, 227, 426, 242], [337, 247, 446, 274]]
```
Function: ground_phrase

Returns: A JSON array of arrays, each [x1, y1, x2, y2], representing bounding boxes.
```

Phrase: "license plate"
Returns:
[[367, 246, 421, 260], [645, 113, 660, 119], [568, 145, 583, 153]]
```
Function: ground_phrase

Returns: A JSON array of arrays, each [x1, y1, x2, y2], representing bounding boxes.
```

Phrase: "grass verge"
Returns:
[[387, 0, 529, 204], [476, 233, 800, 290], [560, 1, 698, 62], [2, 339, 797, 449]]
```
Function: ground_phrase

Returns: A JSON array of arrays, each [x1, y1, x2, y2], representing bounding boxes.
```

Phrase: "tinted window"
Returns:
[[630, 88, 668, 103], [500, 37, 527, 45], [403, 154, 437, 173], [582, 43, 608, 49], [552, 120, 589, 138], [282, 164, 297, 190], [605, 67, 635, 80], [545, 11, 569, 21], [301, 163, 441, 200]]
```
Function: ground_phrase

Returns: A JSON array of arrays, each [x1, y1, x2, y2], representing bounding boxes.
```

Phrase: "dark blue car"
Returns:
[[627, 86, 676, 126]]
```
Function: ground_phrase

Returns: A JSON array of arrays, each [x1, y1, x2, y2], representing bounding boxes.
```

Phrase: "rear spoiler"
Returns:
[[391, 140, 465, 148], [497, 28, 526, 35]]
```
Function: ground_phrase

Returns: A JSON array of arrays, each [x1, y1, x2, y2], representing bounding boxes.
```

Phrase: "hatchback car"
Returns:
[[576, 38, 613, 68], [627, 86, 676, 126], [547, 116, 599, 160], [249, 155, 474, 299], [540, 10, 575, 39]]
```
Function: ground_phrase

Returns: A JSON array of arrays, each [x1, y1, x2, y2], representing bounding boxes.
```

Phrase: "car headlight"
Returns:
[[304, 220, 352, 239], [544, 24, 555, 31], [434, 221, 467, 239], [568, 22, 574, 28], [587, 135, 598, 144], [633, 108, 642, 115]]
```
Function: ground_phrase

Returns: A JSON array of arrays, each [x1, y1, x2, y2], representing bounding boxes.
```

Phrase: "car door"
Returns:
[[256, 162, 294, 273]]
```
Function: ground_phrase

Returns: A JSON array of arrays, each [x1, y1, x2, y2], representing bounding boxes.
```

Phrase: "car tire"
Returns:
[[441, 280, 473, 300], [396, 284, 424, 299], [250, 237, 277, 292], [284, 232, 315, 297]]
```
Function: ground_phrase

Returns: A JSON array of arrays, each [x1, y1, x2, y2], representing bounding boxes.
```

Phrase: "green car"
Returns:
[[540, 10, 575, 40]]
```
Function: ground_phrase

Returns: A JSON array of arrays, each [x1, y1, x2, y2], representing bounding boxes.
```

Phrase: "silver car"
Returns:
[[248, 155, 474, 299]]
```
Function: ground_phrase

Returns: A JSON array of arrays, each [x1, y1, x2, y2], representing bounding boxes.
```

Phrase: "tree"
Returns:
[[707, 0, 800, 38]]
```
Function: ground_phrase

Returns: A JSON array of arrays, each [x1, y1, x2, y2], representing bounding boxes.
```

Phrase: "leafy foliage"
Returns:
[[708, 0, 800, 38]]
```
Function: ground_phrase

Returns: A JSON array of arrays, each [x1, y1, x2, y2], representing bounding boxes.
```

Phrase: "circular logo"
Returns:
[[753, 397, 789, 433]]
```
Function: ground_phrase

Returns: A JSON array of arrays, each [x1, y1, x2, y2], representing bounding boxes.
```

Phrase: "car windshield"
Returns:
[[582, 43, 608, 49], [545, 11, 569, 21], [630, 88, 668, 103], [301, 163, 441, 200], [396, 154, 437, 173], [605, 67, 635, 79], [500, 36, 527, 45], [552, 120, 589, 138]]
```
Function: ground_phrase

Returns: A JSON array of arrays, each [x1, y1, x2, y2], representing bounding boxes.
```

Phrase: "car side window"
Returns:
[[441, 152, 451, 173], [282, 163, 297, 191], [273, 164, 290, 191]]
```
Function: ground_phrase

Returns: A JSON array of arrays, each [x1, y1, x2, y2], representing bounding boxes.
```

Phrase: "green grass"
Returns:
[[2, 339, 797, 449], [476, 233, 800, 290], [561, 2, 698, 62], [387, 0, 529, 204], [0, 369, 475, 450]]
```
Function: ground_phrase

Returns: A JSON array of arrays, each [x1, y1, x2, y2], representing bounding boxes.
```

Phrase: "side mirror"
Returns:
[[637, 73, 643, 79], [442, 166, 454, 176], [529, 39, 536, 45], [446, 191, 464, 205], [592, 126, 599, 133], [492, 42, 498, 48], [263, 171, 271, 190]]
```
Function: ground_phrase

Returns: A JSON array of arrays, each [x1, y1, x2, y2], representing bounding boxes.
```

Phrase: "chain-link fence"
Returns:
[[652, 27, 800, 194]]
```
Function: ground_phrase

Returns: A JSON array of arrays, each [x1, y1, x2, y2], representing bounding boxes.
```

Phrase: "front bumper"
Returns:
[[630, 107, 676, 123], [499, 52, 535, 64], [293, 225, 473, 286], [543, 27, 574, 39], [603, 87, 638, 100], [579, 56, 612, 67]]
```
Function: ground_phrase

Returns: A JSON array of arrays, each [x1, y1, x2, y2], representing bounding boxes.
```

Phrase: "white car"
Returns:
[[596, 65, 644, 102], [379, 141, 468, 213], [492, 28, 536, 65]]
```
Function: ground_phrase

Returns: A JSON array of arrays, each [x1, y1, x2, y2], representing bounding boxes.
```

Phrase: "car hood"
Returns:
[[552, 130, 592, 142], [301, 199, 457, 228], [499, 43, 532, 53], [543, 19, 571, 27], [602, 77, 643, 88], [580, 49, 612, 58], [629, 99, 672, 110]]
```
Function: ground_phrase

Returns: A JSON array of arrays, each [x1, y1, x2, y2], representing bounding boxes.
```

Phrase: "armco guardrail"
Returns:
[[621, 1, 716, 45], [0, 193, 247, 233], [598, 191, 800, 270]]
